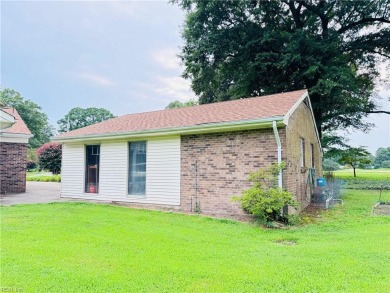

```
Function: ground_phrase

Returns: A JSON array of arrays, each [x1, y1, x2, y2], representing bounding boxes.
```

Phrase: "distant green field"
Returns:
[[334, 169, 390, 180]]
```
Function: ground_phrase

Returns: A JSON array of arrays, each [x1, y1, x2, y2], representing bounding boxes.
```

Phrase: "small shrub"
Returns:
[[37, 142, 62, 175], [232, 162, 299, 225], [26, 161, 37, 170]]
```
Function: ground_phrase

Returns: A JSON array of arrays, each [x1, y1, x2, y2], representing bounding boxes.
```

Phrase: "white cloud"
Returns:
[[76, 72, 115, 87], [154, 76, 196, 101], [151, 48, 182, 71]]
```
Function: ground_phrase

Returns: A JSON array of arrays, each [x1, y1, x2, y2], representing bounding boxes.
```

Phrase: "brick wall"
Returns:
[[283, 99, 323, 210], [180, 129, 286, 219], [0, 142, 28, 193]]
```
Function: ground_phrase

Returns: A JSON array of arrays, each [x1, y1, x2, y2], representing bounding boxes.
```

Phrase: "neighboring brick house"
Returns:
[[52, 89, 322, 218], [0, 108, 33, 193]]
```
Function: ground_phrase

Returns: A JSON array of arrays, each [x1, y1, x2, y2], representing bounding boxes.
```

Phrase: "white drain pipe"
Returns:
[[272, 121, 282, 188]]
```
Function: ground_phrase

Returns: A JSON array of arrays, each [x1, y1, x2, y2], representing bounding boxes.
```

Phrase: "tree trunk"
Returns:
[[353, 167, 356, 177]]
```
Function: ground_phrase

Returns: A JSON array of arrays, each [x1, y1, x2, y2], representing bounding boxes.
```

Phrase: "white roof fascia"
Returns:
[[51, 116, 285, 143], [0, 109, 15, 123], [0, 132, 34, 139]]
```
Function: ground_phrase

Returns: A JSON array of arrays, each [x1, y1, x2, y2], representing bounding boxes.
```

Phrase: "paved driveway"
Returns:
[[0, 181, 65, 205]]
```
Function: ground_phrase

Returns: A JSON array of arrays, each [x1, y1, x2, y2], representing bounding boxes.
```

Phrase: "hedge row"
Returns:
[[27, 175, 61, 182]]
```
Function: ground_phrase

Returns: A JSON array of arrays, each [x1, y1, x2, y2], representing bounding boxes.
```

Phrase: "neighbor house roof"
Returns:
[[54, 89, 308, 141], [0, 108, 32, 136]]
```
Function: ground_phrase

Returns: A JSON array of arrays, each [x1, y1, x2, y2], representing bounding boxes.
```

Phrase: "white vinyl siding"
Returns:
[[99, 142, 128, 197], [60, 136, 181, 206], [127, 137, 181, 205], [61, 143, 84, 197]]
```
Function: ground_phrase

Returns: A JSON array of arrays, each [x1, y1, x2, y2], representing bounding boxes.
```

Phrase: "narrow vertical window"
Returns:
[[311, 143, 315, 168], [129, 141, 146, 195], [300, 138, 305, 168], [85, 145, 100, 193]]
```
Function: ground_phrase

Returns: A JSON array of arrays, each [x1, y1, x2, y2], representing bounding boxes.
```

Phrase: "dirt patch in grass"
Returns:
[[273, 238, 298, 245], [373, 203, 390, 215]]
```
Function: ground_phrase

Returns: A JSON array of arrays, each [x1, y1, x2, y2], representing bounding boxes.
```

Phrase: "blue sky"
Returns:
[[1, 0, 389, 153]]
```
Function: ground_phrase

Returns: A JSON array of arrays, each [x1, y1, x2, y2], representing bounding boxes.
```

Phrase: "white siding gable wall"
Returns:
[[61, 136, 181, 206], [61, 143, 85, 197]]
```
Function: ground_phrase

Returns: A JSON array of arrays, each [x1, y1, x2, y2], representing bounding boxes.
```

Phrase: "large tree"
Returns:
[[374, 147, 390, 168], [338, 147, 371, 177], [58, 107, 115, 133], [174, 0, 390, 137], [165, 99, 198, 109], [0, 88, 53, 148]]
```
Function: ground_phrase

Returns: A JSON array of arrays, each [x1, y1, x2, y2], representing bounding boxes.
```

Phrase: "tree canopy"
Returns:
[[58, 107, 116, 133], [0, 88, 53, 148], [174, 0, 390, 137], [374, 147, 390, 168], [165, 99, 198, 109], [338, 147, 371, 177]]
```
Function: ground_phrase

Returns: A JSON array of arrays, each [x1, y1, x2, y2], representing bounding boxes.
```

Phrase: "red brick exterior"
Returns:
[[0, 142, 28, 193], [180, 129, 286, 219], [283, 101, 323, 210], [180, 99, 322, 218]]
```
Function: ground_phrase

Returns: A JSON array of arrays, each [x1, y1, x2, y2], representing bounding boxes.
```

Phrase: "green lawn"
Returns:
[[1, 190, 390, 292], [334, 168, 390, 180]]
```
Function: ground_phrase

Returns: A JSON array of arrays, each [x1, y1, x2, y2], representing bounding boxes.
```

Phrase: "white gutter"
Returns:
[[51, 116, 285, 143], [0, 132, 33, 138], [272, 120, 282, 188]]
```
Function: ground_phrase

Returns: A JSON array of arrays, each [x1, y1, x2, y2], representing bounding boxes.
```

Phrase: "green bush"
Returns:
[[26, 175, 61, 182], [323, 158, 339, 171], [233, 162, 299, 224], [37, 143, 62, 175]]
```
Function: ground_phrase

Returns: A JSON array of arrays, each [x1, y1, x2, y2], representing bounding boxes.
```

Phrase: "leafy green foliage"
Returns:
[[0, 88, 53, 148], [233, 163, 298, 223], [173, 0, 390, 137], [375, 147, 390, 168], [343, 179, 390, 190], [26, 148, 39, 170], [338, 147, 372, 177], [57, 107, 115, 133], [323, 158, 340, 171], [165, 99, 198, 109], [382, 161, 390, 168], [37, 142, 62, 175]]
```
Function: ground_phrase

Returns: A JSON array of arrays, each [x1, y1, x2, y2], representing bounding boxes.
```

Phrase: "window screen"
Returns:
[[85, 145, 100, 193], [129, 141, 146, 195]]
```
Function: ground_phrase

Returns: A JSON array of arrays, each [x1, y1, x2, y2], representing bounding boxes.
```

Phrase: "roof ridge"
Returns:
[[120, 89, 307, 118]]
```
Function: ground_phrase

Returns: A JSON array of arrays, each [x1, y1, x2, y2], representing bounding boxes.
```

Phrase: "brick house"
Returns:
[[0, 108, 33, 193], [52, 90, 322, 218]]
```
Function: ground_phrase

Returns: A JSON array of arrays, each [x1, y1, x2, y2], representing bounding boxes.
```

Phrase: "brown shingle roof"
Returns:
[[56, 89, 307, 138], [1, 108, 32, 135]]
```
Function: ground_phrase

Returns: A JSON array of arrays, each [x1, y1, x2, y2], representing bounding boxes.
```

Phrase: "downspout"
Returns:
[[272, 121, 282, 188]]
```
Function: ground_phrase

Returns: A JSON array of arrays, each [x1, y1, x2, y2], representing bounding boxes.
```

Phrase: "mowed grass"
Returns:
[[1, 191, 390, 292], [334, 168, 390, 180]]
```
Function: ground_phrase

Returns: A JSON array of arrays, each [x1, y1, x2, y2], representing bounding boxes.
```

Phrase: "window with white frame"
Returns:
[[128, 141, 147, 195], [300, 138, 305, 168], [310, 143, 315, 168]]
